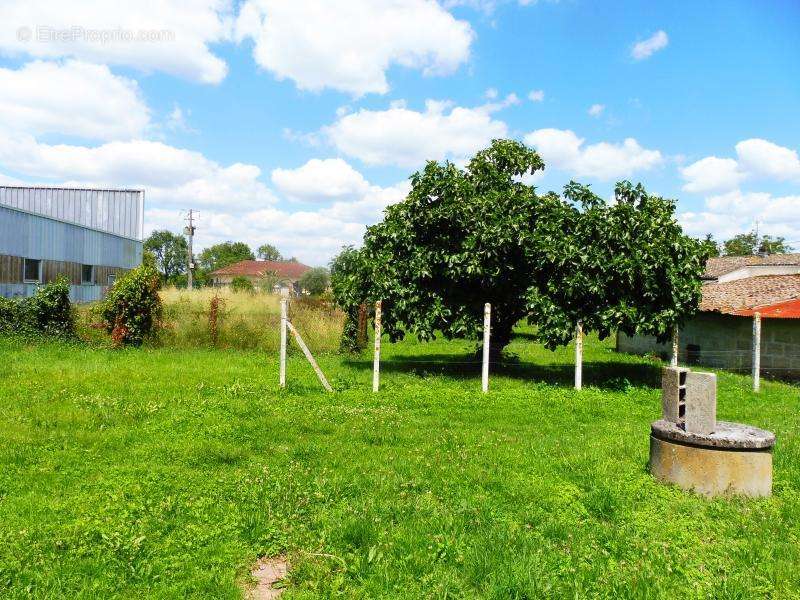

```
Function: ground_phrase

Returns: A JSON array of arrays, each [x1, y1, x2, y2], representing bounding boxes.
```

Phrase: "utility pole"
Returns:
[[184, 209, 196, 290]]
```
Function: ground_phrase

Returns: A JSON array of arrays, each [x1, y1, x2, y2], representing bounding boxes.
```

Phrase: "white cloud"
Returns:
[[681, 139, 800, 193], [588, 103, 605, 117], [166, 104, 197, 134], [680, 156, 744, 193], [523, 128, 663, 180], [0, 60, 149, 140], [142, 174, 408, 265], [144, 205, 366, 265], [528, 89, 545, 102], [0, 1, 232, 84], [271, 158, 370, 202], [679, 190, 800, 242], [0, 132, 276, 209], [631, 30, 669, 60], [0, 132, 407, 265], [324, 98, 510, 168], [735, 138, 800, 181], [235, 0, 473, 96], [320, 181, 410, 223]]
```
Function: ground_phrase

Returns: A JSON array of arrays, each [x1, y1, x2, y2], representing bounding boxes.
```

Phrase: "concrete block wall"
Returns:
[[617, 312, 800, 379]]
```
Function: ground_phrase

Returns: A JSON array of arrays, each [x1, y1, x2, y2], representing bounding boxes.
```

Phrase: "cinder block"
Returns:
[[685, 371, 716, 435], [661, 367, 689, 424]]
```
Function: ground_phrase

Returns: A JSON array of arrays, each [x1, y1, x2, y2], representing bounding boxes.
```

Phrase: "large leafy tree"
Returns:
[[723, 231, 792, 256], [257, 243, 283, 261], [144, 230, 187, 282], [359, 139, 559, 354], [527, 181, 710, 349], [333, 139, 709, 356], [199, 242, 254, 272]]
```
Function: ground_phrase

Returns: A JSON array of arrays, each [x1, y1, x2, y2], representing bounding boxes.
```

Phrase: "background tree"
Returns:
[[198, 241, 254, 272], [723, 231, 792, 256], [299, 267, 330, 296], [257, 243, 283, 261], [701, 234, 720, 258], [144, 230, 187, 282]]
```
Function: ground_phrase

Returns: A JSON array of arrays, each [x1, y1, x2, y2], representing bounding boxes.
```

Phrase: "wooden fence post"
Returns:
[[482, 303, 491, 393], [280, 298, 287, 388], [753, 312, 761, 392], [373, 300, 382, 393], [286, 321, 333, 392], [670, 325, 679, 367], [575, 321, 583, 390]]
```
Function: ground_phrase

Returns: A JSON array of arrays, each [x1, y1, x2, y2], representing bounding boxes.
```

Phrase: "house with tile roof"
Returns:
[[617, 253, 800, 378], [210, 259, 312, 295]]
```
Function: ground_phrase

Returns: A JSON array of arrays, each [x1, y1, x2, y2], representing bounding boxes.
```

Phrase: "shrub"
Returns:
[[28, 275, 75, 336], [230, 276, 255, 293], [101, 264, 163, 346], [0, 276, 75, 337], [0, 296, 25, 333]]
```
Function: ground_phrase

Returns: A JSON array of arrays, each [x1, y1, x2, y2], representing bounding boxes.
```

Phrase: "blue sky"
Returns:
[[0, 0, 798, 264]]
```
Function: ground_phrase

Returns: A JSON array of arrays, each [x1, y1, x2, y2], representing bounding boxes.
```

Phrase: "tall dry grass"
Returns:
[[157, 287, 344, 353]]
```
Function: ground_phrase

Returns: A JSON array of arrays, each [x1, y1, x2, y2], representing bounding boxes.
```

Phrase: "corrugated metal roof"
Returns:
[[0, 185, 143, 240]]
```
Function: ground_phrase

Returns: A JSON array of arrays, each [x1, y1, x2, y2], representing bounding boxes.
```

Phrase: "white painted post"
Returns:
[[753, 312, 761, 392], [280, 298, 287, 388], [373, 301, 382, 393], [670, 325, 679, 367], [574, 321, 583, 390], [482, 303, 491, 393]]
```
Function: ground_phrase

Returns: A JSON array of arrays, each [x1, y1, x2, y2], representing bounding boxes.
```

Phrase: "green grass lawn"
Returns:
[[1, 329, 799, 598]]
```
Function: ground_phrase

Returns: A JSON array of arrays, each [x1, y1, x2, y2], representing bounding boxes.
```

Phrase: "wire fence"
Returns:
[[278, 300, 800, 392]]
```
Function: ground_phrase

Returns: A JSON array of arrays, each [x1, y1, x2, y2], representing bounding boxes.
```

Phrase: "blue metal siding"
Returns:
[[0, 283, 106, 303], [0, 205, 142, 268]]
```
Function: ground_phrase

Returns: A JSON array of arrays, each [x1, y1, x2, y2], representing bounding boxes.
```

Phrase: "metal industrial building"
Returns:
[[0, 186, 144, 302]]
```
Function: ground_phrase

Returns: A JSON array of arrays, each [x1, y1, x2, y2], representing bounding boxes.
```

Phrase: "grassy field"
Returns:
[[1, 326, 799, 598]]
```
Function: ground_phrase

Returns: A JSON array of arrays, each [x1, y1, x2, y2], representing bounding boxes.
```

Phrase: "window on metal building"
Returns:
[[23, 259, 41, 283], [82, 264, 94, 285]]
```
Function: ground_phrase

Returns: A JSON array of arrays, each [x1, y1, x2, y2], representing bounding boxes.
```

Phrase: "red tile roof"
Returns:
[[210, 260, 311, 279], [700, 275, 800, 317]]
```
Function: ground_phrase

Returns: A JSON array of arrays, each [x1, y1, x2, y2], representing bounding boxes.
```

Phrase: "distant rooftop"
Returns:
[[703, 253, 800, 279], [210, 259, 311, 280]]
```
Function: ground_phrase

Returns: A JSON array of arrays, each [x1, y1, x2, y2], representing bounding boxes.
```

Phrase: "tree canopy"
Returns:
[[331, 139, 710, 355], [144, 230, 187, 282], [257, 243, 283, 261], [199, 242, 254, 272], [299, 267, 330, 296], [722, 231, 792, 256]]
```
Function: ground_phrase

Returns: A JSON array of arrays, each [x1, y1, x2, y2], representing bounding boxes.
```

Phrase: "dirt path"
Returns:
[[244, 556, 288, 599]]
